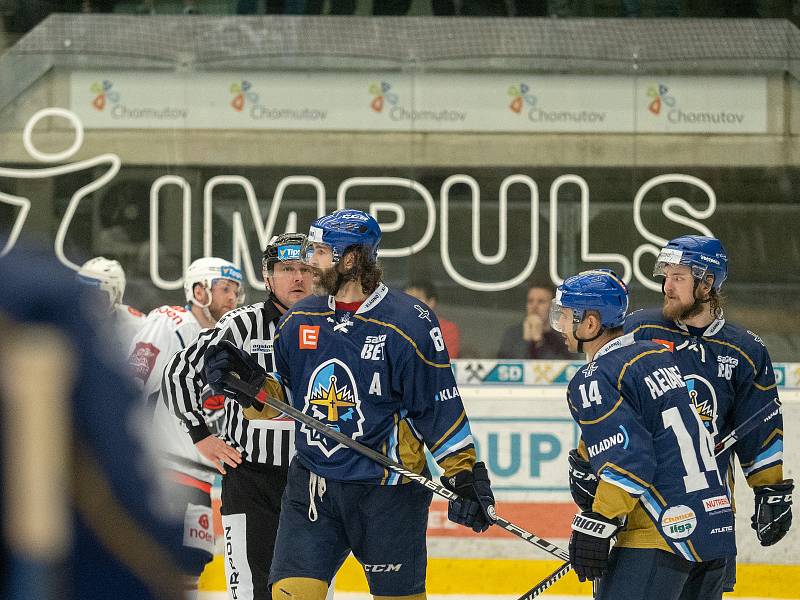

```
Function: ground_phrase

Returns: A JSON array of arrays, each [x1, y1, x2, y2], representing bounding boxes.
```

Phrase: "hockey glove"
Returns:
[[204, 340, 266, 409], [569, 511, 620, 582], [441, 461, 497, 533], [752, 479, 794, 546], [568, 449, 598, 513]]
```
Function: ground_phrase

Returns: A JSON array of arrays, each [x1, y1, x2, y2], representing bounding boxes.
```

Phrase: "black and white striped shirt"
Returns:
[[162, 301, 294, 468]]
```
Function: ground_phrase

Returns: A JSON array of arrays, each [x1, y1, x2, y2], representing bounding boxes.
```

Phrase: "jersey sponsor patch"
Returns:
[[586, 424, 629, 458], [302, 358, 364, 457], [129, 341, 160, 383], [249, 339, 274, 354], [299, 325, 319, 349], [661, 505, 697, 540], [702, 495, 731, 513], [183, 502, 214, 554]]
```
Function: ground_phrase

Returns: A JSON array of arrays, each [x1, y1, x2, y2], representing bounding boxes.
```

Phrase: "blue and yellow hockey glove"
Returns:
[[752, 480, 793, 546], [569, 511, 620, 582], [204, 340, 266, 409], [441, 461, 496, 533], [568, 449, 598, 513]]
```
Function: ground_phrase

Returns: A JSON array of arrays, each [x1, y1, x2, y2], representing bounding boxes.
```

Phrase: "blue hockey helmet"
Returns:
[[653, 235, 728, 291], [550, 269, 629, 333], [303, 209, 381, 264]]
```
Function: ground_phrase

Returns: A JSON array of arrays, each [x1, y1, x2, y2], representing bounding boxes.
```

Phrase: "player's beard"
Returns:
[[314, 265, 344, 296], [662, 292, 707, 322]]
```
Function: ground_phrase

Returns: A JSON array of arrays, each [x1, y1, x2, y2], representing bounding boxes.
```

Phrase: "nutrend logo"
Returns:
[[230, 80, 259, 112], [369, 81, 398, 113], [647, 83, 675, 116], [90, 80, 119, 111], [507, 83, 536, 114]]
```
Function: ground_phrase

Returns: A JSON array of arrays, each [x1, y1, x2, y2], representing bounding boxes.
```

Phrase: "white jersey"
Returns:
[[128, 305, 220, 484], [112, 303, 145, 353]]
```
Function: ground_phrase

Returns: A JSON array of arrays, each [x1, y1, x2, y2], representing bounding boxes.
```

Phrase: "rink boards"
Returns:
[[199, 359, 800, 598]]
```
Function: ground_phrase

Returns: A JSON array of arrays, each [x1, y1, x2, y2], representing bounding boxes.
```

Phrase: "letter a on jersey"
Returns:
[[302, 358, 365, 457]]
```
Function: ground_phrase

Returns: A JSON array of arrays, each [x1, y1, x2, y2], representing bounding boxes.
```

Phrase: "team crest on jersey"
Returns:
[[129, 341, 160, 383], [686, 375, 719, 437], [302, 359, 365, 457]]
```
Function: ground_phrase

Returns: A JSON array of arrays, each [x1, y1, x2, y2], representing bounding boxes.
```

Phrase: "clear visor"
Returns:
[[300, 239, 336, 265], [549, 299, 569, 333], [211, 278, 246, 305], [653, 260, 707, 282]]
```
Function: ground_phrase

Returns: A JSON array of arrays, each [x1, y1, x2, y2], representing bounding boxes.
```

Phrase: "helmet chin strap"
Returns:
[[268, 290, 290, 312], [572, 319, 605, 355]]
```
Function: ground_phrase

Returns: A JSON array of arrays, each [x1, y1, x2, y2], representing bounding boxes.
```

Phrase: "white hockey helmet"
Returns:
[[76, 256, 126, 310], [184, 257, 245, 307]]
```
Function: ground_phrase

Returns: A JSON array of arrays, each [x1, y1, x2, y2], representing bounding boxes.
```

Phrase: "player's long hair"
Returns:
[[708, 288, 723, 319], [342, 245, 383, 295]]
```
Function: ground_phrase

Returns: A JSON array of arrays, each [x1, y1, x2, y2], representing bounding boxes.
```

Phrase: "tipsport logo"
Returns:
[[90, 80, 120, 111], [369, 81, 398, 113], [507, 82, 536, 114], [230, 80, 259, 112], [647, 83, 676, 116]]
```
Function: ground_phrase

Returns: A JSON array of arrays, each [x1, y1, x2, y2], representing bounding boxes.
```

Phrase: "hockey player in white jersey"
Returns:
[[76, 256, 145, 356], [127, 256, 244, 588]]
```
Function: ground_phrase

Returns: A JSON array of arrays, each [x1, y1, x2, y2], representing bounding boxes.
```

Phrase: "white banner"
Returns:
[[69, 72, 768, 134]]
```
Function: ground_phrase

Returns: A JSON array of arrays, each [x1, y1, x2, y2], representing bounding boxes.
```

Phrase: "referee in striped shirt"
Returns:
[[162, 233, 313, 600]]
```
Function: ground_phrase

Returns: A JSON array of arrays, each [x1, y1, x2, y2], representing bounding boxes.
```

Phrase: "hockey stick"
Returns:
[[219, 374, 569, 562], [515, 395, 784, 599]]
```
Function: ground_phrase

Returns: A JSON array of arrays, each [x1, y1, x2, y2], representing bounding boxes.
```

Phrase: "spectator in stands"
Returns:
[[405, 279, 462, 359], [497, 279, 574, 359]]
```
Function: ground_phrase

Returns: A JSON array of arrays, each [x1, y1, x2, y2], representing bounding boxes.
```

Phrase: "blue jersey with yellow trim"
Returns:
[[273, 283, 475, 484], [568, 334, 736, 561], [625, 308, 783, 489]]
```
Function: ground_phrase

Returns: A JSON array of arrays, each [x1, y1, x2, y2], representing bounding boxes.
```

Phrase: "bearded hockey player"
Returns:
[[624, 235, 792, 592], [553, 269, 735, 599], [204, 209, 496, 600]]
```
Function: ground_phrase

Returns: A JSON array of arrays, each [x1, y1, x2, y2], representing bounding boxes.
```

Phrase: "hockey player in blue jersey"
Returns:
[[623, 235, 792, 591], [205, 209, 496, 600], [552, 269, 736, 600]]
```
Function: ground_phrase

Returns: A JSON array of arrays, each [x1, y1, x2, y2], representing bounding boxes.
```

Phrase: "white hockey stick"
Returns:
[[516, 396, 783, 599], [220, 374, 570, 562]]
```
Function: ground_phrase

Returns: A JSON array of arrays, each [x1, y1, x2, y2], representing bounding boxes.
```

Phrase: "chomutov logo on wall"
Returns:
[[90, 80, 119, 111], [369, 80, 398, 113], [90, 79, 187, 121], [646, 82, 745, 125], [507, 82, 536, 113], [506, 81, 607, 125], [232, 79, 327, 122], [230, 80, 259, 112], [368, 79, 466, 123]]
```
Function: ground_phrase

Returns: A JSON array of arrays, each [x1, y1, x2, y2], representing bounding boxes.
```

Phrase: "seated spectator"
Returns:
[[497, 280, 575, 359], [405, 279, 461, 359]]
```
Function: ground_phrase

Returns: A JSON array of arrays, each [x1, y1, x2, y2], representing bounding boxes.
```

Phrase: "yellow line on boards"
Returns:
[[199, 555, 800, 598]]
